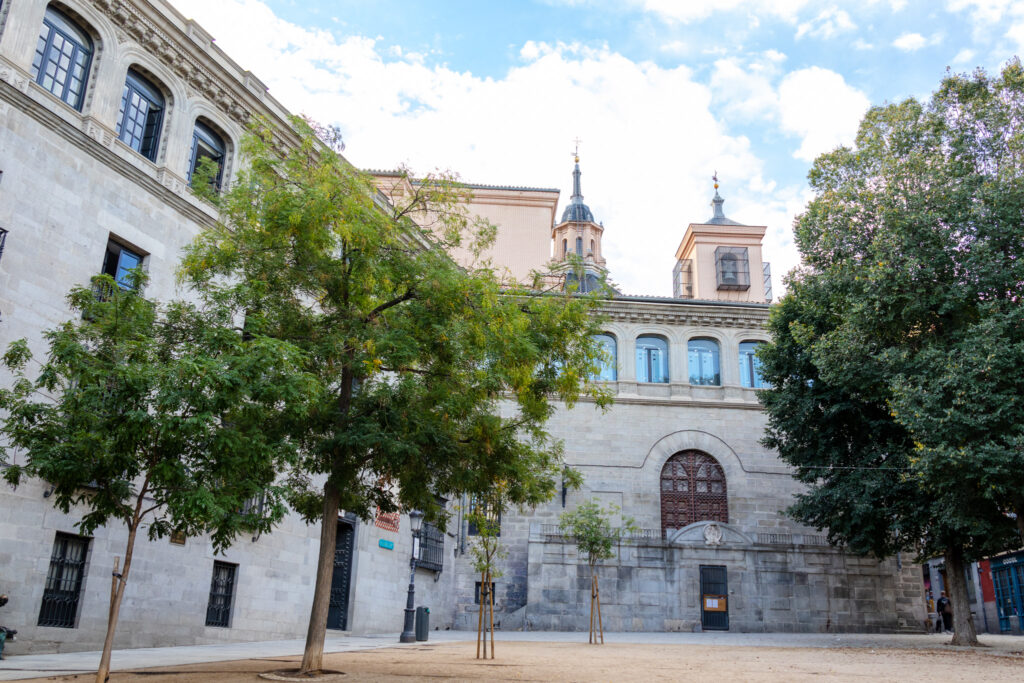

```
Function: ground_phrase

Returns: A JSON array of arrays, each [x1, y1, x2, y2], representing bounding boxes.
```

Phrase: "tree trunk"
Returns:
[[944, 545, 979, 646], [96, 485, 147, 683], [299, 481, 341, 674]]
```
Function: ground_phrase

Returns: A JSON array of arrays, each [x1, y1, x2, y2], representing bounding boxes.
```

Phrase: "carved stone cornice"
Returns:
[[599, 298, 770, 330], [88, 0, 298, 149]]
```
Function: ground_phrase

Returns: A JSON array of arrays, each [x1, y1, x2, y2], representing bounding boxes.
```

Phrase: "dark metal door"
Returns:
[[700, 565, 729, 631], [327, 519, 355, 630]]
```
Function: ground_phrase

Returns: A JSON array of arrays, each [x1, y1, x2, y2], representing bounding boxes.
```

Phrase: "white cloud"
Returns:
[[776, 67, 870, 161], [853, 38, 874, 50], [637, 0, 812, 24], [946, 0, 1014, 24], [167, 0, 798, 296], [951, 48, 976, 65], [795, 7, 857, 40], [892, 32, 927, 51]]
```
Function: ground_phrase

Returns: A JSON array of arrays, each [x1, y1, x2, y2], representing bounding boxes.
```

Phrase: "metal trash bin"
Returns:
[[415, 606, 430, 641]]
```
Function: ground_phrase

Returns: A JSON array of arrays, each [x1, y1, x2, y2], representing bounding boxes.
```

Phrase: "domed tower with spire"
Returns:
[[673, 174, 772, 303], [550, 148, 608, 293]]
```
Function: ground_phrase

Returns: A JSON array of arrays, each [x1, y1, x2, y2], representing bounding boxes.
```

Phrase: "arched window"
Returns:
[[590, 239, 595, 255], [592, 333, 617, 381], [117, 70, 164, 161], [32, 6, 93, 110], [562, 238, 568, 258], [188, 120, 226, 189], [660, 451, 728, 535], [688, 338, 720, 386], [739, 341, 766, 388], [575, 236, 583, 256], [635, 335, 668, 383]]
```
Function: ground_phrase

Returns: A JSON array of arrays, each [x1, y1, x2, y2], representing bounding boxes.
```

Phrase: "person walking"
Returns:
[[936, 590, 953, 634]]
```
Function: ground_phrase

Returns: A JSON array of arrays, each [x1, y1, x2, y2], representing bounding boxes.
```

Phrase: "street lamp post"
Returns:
[[399, 509, 424, 643]]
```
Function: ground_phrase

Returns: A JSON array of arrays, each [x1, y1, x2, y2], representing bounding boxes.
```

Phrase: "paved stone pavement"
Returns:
[[1, 631, 1021, 681]]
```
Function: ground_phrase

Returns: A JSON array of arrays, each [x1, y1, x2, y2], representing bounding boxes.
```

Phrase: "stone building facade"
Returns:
[[0, 0, 924, 656], [0, 0, 458, 654]]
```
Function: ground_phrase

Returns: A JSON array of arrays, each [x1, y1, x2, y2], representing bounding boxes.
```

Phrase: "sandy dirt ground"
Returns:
[[38, 640, 1024, 682]]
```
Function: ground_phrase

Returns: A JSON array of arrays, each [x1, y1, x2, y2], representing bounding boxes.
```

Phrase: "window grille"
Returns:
[[714, 246, 750, 291], [117, 70, 164, 161], [32, 7, 92, 110], [673, 259, 693, 299], [475, 581, 496, 605], [660, 451, 728, 536], [416, 522, 444, 572], [205, 561, 237, 627], [467, 496, 501, 536], [38, 532, 89, 628], [762, 262, 773, 301]]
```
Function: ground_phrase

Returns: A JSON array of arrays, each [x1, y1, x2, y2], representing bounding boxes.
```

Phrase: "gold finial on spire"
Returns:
[[572, 136, 582, 163], [713, 170, 719, 190]]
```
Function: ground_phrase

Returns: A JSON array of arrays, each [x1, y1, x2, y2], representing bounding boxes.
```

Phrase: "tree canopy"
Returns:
[[180, 117, 611, 672], [758, 60, 1024, 645], [0, 273, 311, 681]]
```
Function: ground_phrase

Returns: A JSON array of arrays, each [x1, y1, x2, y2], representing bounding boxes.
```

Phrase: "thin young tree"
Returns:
[[0, 273, 312, 682], [559, 500, 636, 644], [467, 502, 506, 659], [180, 117, 612, 674]]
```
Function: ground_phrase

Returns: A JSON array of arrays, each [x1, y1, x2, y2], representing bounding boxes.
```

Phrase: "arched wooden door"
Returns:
[[660, 450, 728, 536]]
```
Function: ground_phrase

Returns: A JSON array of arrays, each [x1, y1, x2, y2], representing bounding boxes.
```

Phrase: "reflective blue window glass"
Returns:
[[636, 336, 668, 383], [102, 240, 143, 290], [32, 7, 93, 110], [739, 341, 766, 388], [592, 334, 617, 381], [688, 338, 721, 386]]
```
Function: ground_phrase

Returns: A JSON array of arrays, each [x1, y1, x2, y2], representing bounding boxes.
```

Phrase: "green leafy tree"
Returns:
[[180, 117, 611, 673], [759, 60, 1024, 646], [559, 500, 636, 643], [0, 274, 311, 682]]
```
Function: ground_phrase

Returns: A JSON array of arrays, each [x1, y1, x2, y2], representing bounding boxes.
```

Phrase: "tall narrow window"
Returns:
[[562, 238, 567, 258], [32, 6, 93, 110], [688, 338, 721, 386], [117, 70, 164, 161], [467, 496, 500, 536], [739, 341, 766, 388], [592, 333, 617, 381], [636, 335, 669, 383], [575, 236, 583, 256], [590, 239, 595, 255], [38, 532, 90, 628], [102, 239, 143, 290], [416, 522, 444, 572], [205, 561, 237, 627], [188, 120, 226, 189]]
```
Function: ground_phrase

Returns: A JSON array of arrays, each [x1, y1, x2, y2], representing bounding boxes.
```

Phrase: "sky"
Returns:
[[168, 0, 1024, 297]]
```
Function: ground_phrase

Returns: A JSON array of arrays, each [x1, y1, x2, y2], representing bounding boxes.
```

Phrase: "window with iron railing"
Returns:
[[205, 561, 237, 627], [38, 532, 90, 628], [714, 246, 750, 291], [416, 522, 444, 572]]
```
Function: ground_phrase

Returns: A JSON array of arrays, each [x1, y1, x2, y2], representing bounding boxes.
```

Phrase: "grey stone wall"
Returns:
[[523, 525, 924, 633]]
